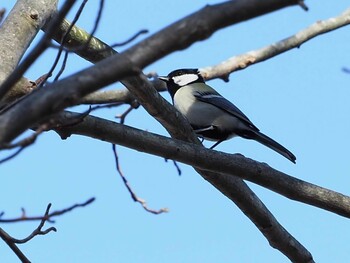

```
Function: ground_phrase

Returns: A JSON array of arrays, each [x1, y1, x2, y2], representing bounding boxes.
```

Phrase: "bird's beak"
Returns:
[[158, 76, 169, 82]]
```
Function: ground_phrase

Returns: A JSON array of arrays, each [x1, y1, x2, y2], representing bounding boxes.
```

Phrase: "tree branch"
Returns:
[[0, 228, 30, 263], [55, 112, 350, 219], [0, 0, 75, 101], [0, 0, 58, 103], [123, 0, 305, 68], [0, 0, 57, 76], [0, 203, 56, 263], [48, 6, 350, 107], [0, 198, 95, 223], [200, 7, 350, 80], [8, 204, 57, 244], [112, 145, 168, 214], [55, 111, 316, 262]]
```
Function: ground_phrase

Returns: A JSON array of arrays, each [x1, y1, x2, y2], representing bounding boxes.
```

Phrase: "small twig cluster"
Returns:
[[0, 198, 95, 262]]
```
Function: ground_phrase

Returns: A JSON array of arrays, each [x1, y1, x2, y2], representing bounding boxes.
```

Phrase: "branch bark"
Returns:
[[0, 0, 77, 102], [45, 6, 350, 107], [54, 111, 315, 262], [0, 0, 58, 104], [0, 228, 30, 263], [200, 7, 350, 80], [124, 0, 305, 68], [55, 112, 350, 219]]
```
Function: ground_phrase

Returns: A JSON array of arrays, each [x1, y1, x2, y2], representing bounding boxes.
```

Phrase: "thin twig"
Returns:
[[298, 0, 308, 11], [52, 28, 148, 53], [0, 123, 50, 164], [58, 0, 104, 53], [164, 159, 182, 176], [109, 29, 149, 48], [0, 73, 50, 114], [49, 0, 105, 82], [112, 144, 168, 214], [44, 197, 95, 222], [9, 204, 57, 244], [0, 108, 90, 149], [44, 0, 89, 86], [0, 198, 95, 224], [53, 50, 69, 82], [172, 160, 182, 176], [89, 103, 124, 112], [0, 147, 25, 165], [0, 124, 49, 150], [115, 105, 134, 124], [0, 204, 56, 263]]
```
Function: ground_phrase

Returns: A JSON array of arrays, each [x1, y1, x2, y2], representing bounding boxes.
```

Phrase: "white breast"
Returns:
[[173, 84, 243, 139]]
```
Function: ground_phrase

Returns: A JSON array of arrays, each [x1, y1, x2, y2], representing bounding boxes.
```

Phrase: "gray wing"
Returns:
[[194, 91, 259, 131]]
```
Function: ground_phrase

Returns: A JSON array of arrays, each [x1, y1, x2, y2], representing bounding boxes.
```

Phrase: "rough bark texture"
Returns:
[[0, 0, 57, 104]]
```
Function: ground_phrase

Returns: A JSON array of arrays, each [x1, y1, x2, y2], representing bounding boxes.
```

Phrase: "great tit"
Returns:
[[159, 68, 296, 163]]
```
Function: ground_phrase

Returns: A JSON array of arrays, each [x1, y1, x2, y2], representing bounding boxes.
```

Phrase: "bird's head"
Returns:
[[159, 68, 204, 97]]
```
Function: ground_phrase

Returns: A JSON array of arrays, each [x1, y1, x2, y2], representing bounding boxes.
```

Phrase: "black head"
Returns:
[[158, 68, 205, 98]]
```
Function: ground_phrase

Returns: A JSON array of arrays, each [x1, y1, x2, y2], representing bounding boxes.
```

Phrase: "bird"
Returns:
[[158, 68, 296, 163]]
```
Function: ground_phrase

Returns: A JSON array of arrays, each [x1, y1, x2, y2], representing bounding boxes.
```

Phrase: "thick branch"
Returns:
[[0, 0, 57, 79], [55, 112, 350, 219], [55, 112, 318, 262], [48, 6, 350, 107], [0, 55, 139, 143], [80, 89, 136, 105], [0, 0, 77, 102], [0, 0, 58, 103], [124, 0, 304, 67]]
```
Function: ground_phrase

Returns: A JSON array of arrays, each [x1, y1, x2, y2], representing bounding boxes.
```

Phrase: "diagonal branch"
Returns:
[[0, 228, 30, 263], [55, 111, 316, 262], [0, 0, 76, 101], [47, 6, 350, 107], [55, 112, 350, 219], [0, 0, 58, 106], [200, 7, 350, 80], [123, 0, 306, 68]]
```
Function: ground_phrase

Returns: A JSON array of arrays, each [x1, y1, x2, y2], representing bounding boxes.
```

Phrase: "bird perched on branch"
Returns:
[[159, 68, 296, 163]]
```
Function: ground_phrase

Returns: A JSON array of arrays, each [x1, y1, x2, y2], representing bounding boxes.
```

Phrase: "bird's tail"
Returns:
[[242, 130, 296, 163]]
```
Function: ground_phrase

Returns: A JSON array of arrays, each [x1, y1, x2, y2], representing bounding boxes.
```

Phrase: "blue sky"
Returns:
[[1, 1, 350, 262]]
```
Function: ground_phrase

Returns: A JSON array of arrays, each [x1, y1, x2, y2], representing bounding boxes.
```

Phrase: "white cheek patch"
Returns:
[[173, 74, 199, 86]]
